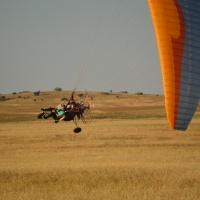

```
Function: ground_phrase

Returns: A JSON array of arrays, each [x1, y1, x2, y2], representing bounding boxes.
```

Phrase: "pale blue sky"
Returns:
[[0, 0, 162, 94]]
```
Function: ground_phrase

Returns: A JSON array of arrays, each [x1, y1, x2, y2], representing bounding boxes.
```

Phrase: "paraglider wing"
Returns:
[[148, 0, 200, 130]]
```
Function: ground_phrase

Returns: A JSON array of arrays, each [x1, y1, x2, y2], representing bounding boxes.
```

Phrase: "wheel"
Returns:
[[81, 107, 92, 124], [74, 127, 82, 133]]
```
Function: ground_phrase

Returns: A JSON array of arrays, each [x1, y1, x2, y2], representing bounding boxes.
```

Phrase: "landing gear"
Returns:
[[73, 127, 82, 133]]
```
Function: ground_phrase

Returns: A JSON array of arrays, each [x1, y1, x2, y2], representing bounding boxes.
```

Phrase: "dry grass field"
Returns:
[[0, 91, 200, 200]]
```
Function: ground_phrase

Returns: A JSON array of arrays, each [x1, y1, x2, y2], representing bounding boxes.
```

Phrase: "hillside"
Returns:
[[0, 91, 165, 118]]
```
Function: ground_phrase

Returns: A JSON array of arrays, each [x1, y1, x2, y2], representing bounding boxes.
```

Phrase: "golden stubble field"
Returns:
[[0, 91, 200, 200]]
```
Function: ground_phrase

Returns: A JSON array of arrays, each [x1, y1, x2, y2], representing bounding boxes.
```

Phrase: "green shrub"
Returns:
[[54, 87, 62, 91], [135, 92, 143, 95], [0, 96, 6, 101], [101, 92, 109, 95], [34, 91, 40, 96], [120, 91, 128, 94], [61, 97, 68, 101], [78, 94, 84, 98]]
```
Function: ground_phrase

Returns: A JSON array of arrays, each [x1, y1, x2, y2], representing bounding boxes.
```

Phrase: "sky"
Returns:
[[0, 0, 163, 95]]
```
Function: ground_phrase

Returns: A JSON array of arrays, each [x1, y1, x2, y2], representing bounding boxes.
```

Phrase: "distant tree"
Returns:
[[34, 91, 40, 96], [135, 92, 143, 95], [120, 91, 128, 94], [54, 87, 62, 91], [78, 94, 84, 98], [0, 96, 6, 101]]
